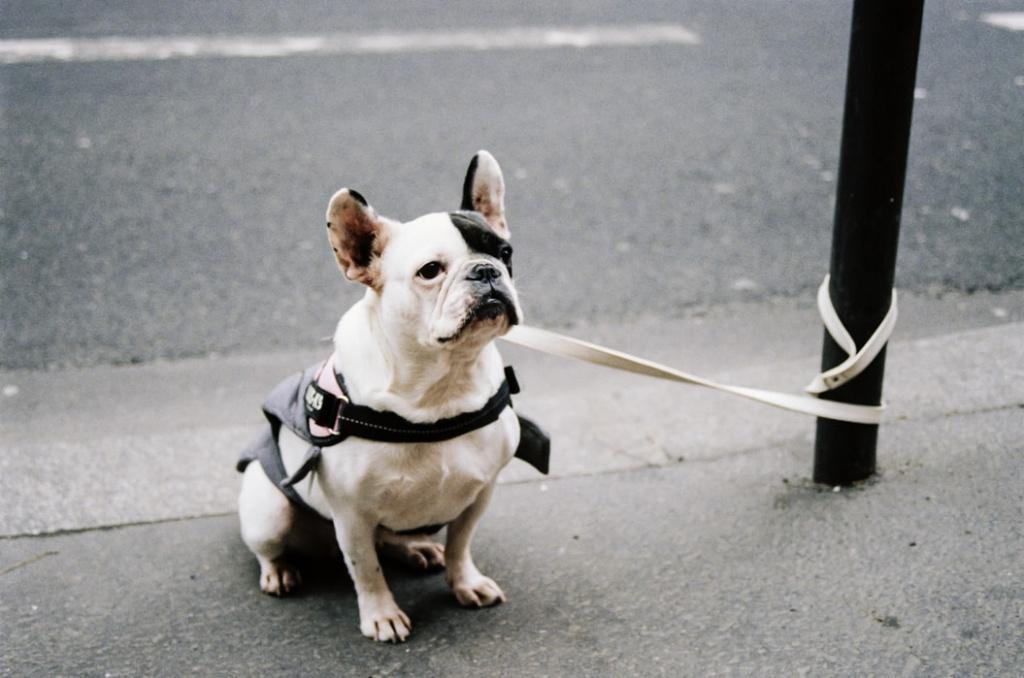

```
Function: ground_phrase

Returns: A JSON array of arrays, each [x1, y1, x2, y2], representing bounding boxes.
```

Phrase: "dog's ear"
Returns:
[[461, 150, 509, 239], [325, 188, 387, 287]]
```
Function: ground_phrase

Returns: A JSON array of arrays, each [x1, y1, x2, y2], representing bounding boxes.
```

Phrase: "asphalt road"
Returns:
[[2, 0, 1022, 369]]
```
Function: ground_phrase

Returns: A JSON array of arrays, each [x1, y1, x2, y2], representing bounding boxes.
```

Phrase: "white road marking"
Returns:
[[0, 24, 700, 65], [981, 12, 1024, 31]]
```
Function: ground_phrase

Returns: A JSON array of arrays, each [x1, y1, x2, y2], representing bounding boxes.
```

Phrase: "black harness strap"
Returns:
[[282, 365, 533, 488], [304, 366, 519, 447]]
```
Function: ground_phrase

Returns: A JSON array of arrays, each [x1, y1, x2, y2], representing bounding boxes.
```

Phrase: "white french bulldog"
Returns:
[[238, 151, 523, 643]]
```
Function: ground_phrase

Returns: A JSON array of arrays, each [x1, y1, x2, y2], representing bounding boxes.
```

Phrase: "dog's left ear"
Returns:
[[461, 150, 509, 239], [325, 188, 387, 288]]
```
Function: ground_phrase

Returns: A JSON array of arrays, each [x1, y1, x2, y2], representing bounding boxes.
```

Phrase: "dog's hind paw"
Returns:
[[259, 559, 302, 596], [378, 533, 446, 571], [404, 540, 446, 571]]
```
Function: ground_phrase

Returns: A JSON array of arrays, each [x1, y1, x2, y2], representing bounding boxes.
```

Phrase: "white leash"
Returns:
[[804, 275, 898, 394], [501, 275, 897, 425]]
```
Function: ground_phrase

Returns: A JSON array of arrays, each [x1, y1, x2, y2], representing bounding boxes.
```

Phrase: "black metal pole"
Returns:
[[813, 0, 925, 486]]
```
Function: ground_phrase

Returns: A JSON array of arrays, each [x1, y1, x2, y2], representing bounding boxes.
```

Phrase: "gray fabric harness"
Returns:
[[237, 360, 549, 519]]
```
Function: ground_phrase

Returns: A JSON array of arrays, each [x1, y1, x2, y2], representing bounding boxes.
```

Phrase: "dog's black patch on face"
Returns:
[[348, 189, 368, 208], [461, 154, 479, 211], [448, 211, 512, 275]]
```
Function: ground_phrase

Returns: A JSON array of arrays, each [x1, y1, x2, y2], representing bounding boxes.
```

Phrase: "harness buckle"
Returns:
[[330, 392, 350, 435]]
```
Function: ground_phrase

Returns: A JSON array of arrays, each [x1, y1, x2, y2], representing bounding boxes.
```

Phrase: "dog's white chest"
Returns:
[[281, 410, 517, 529]]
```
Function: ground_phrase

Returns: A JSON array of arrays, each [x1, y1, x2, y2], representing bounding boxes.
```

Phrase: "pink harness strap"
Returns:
[[307, 355, 348, 439]]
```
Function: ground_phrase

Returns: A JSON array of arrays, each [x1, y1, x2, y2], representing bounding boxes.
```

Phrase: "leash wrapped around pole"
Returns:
[[805, 274, 897, 395], [500, 275, 896, 426]]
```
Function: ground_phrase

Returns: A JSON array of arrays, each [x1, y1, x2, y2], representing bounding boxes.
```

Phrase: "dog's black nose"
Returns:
[[467, 263, 501, 282]]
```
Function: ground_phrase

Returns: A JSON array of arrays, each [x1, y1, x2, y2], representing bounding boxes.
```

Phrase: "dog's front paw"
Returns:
[[359, 598, 412, 643], [449, 573, 507, 608], [259, 559, 302, 596]]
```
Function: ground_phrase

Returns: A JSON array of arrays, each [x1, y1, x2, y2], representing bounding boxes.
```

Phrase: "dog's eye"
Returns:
[[417, 261, 444, 280], [498, 245, 513, 266], [498, 245, 513, 276]]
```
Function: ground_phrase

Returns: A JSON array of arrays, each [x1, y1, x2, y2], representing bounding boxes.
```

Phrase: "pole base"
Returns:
[[813, 418, 877, 486]]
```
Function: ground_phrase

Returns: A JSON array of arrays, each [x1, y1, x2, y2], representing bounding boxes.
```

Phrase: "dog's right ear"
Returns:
[[325, 188, 387, 287]]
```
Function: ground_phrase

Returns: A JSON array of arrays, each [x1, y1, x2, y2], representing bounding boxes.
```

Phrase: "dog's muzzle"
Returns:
[[465, 262, 518, 324], [438, 267, 518, 344], [471, 288, 518, 323]]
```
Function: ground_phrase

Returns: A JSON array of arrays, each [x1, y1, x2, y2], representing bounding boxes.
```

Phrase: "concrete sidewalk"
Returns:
[[1, 290, 1022, 675], [2, 406, 1021, 676]]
